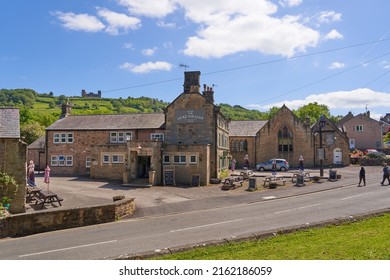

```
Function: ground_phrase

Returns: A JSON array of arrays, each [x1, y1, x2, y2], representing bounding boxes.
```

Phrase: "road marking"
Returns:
[[170, 219, 243, 233], [340, 192, 374, 201], [275, 203, 321, 214], [263, 196, 277, 200], [19, 240, 117, 258]]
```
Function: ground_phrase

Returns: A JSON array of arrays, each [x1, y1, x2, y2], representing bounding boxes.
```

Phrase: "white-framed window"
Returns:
[[112, 154, 125, 163], [163, 155, 170, 164], [110, 131, 132, 143], [53, 132, 73, 144], [86, 156, 91, 168], [356, 125, 363, 132], [102, 154, 110, 164], [190, 155, 197, 164], [173, 155, 186, 164], [151, 133, 164, 141], [51, 155, 73, 166]]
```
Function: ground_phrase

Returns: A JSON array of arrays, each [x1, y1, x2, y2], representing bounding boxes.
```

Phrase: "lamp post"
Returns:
[[318, 115, 326, 177]]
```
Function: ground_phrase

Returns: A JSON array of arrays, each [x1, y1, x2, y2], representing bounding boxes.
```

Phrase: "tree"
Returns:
[[294, 102, 330, 125], [20, 122, 45, 145]]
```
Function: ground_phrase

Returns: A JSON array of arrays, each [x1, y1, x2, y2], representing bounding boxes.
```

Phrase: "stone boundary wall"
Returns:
[[0, 198, 135, 238], [360, 158, 390, 166]]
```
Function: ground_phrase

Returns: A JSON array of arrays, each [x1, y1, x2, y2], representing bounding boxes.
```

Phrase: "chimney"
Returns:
[[60, 101, 72, 118], [202, 84, 214, 103], [183, 71, 200, 93]]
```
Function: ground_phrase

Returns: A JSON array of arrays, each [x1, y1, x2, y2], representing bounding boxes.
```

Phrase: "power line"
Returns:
[[102, 37, 390, 94]]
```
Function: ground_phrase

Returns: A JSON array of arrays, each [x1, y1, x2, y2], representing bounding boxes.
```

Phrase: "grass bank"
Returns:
[[153, 214, 390, 260]]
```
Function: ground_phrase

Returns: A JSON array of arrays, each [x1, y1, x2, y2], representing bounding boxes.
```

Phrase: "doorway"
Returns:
[[137, 156, 151, 178], [333, 148, 342, 165]]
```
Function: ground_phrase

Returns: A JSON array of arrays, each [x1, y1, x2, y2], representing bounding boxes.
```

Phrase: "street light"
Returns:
[[318, 115, 326, 177]]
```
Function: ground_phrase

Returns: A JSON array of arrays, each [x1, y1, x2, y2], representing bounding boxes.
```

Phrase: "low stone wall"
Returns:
[[360, 158, 390, 166], [0, 198, 135, 238]]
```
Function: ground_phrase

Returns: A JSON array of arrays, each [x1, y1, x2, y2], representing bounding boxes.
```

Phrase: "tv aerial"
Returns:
[[179, 64, 190, 71]]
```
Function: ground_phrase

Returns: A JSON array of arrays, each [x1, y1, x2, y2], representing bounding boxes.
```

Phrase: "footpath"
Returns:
[[28, 165, 385, 218]]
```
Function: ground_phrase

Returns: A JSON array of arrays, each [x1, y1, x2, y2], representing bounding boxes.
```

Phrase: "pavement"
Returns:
[[27, 165, 385, 218]]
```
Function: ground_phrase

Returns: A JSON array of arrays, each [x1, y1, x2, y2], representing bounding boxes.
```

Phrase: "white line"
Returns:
[[19, 240, 117, 258], [170, 219, 243, 233], [275, 203, 321, 214], [263, 196, 277, 200], [340, 192, 374, 201]]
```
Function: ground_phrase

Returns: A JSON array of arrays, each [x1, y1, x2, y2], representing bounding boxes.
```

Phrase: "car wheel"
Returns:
[[280, 167, 286, 172], [259, 167, 265, 171]]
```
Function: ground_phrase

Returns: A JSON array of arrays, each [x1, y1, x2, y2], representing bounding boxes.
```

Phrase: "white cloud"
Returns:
[[247, 88, 390, 115], [97, 8, 141, 35], [379, 60, 390, 69], [279, 0, 303, 8], [118, 0, 177, 18], [120, 61, 173, 73], [123, 42, 134, 49], [328, 62, 346, 70], [317, 11, 342, 24], [142, 48, 157, 56], [323, 29, 343, 41], [53, 11, 105, 32]]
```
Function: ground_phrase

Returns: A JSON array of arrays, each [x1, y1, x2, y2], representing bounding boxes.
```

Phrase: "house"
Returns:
[[44, 71, 230, 186], [338, 111, 384, 150], [230, 106, 350, 168], [27, 136, 45, 172], [0, 108, 27, 213]]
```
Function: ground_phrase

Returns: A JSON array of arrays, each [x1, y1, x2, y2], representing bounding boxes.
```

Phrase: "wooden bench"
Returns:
[[34, 190, 63, 209]]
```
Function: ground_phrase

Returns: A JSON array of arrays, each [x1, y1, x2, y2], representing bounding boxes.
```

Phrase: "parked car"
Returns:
[[366, 149, 385, 157], [256, 159, 289, 171]]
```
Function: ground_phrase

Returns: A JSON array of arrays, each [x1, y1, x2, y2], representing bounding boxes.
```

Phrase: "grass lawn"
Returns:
[[153, 214, 390, 260]]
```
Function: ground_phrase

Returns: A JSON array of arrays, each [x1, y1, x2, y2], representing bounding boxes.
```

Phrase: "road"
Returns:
[[0, 180, 389, 260]]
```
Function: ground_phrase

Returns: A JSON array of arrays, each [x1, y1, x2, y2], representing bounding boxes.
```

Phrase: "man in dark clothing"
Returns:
[[381, 163, 390, 185], [358, 167, 366, 186]]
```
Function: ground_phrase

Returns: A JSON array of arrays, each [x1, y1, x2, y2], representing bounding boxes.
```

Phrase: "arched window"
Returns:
[[278, 126, 293, 152]]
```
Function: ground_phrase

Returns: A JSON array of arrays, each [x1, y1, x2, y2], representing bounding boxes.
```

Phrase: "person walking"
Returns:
[[299, 155, 304, 171], [381, 163, 390, 185], [358, 167, 366, 186]]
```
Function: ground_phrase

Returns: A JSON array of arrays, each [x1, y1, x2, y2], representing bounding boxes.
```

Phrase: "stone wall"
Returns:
[[0, 139, 27, 214], [0, 197, 135, 238]]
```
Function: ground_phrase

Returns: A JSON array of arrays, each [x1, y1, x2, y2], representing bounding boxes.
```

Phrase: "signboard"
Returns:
[[163, 169, 175, 186], [317, 148, 325, 160], [191, 174, 200, 187], [176, 109, 205, 123]]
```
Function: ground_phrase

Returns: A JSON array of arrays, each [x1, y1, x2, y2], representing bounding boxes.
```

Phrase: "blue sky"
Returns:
[[1, 0, 390, 120]]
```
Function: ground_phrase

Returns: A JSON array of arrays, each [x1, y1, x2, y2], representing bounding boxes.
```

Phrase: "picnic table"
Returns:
[[26, 185, 42, 202], [240, 170, 254, 180], [263, 175, 286, 188], [34, 190, 63, 209], [221, 177, 244, 190], [291, 172, 311, 183]]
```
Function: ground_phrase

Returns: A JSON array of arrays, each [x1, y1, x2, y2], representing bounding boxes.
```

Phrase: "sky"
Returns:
[[1, 0, 390, 120]]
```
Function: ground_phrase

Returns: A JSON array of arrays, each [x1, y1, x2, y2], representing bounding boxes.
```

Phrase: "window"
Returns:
[[278, 126, 293, 152], [151, 133, 164, 141], [110, 131, 132, 143], [190, 155, 197, 164], [102, 154, 110, 164], [163, 155, 170, 163], [112, 154, 125, 163], [356, 125, 363, 132], [51, 155, 73, 166], [86, 156, 91, 168], [53, 132, 73, 144], [173, 155, 186, 164]]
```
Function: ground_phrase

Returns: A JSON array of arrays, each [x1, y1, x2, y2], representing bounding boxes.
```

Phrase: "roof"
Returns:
[[46, 113, 165, 131], [0, 108, 20, 138], [229, 120, 267, 137], [28, 135, 45, 149]]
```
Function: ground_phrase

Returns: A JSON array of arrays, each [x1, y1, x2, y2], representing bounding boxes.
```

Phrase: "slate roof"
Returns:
[[229, 120, 267, 137], [0, 108, 20, 138], [46, 113, 165, 131], [28, 135, 45, 149]]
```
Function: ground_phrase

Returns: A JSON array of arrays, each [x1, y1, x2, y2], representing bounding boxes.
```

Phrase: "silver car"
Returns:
[[256, 159, 289, 171]]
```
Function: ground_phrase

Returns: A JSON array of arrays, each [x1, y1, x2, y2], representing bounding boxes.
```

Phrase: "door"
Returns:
[[333, 148, 342, 165], [137, 156, 151, 178]]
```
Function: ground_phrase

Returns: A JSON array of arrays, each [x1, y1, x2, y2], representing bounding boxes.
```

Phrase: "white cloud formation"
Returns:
[[328, 62, 346, 69], [247, 88, 390, 116], [279, 0, 303, 8], [52, 11, 105, 32], [317, 11, 342, 24], [120, 61, 173, 73], [117, 0, 177, 17], [97, 8, 141, 35], [323, 29, 343, 41], [142, 48, 157, 56]]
